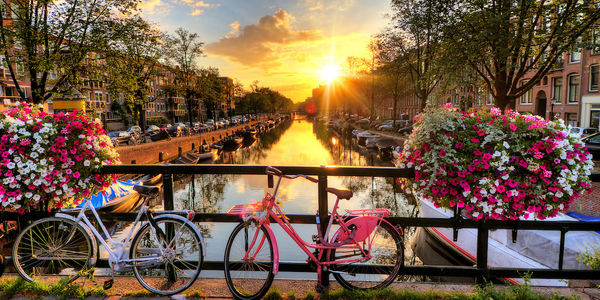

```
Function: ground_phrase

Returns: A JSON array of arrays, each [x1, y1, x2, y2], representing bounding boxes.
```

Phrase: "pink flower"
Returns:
[[439, 150, 446, 157], [509, 123, 518, 131], [471, 138, 480, 143], [455, 142, 463, 149]]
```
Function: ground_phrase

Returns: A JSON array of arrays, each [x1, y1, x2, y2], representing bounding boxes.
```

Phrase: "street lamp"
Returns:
[[550, 97, 555, 120]]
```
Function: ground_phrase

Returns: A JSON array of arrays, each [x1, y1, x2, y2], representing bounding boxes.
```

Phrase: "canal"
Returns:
[[162, 116, 419, 279]]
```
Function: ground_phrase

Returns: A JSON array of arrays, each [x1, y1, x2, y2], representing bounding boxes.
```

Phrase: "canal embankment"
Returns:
[[115, 119, 268, 164]]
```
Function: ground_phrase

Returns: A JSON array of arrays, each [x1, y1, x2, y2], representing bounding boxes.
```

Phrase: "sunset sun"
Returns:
[[320, 65, 340, 83]]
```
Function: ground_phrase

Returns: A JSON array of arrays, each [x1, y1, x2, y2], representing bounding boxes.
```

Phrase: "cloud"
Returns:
[[205, 9, 322, 69], [190, 9, 204, 16], [140, 0, 169, 15], [179, 0, 220, 8], [303, 0, 355, 11]]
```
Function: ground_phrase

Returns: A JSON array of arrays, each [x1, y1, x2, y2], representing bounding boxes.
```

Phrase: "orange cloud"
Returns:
[[205, 9, 322, 69]]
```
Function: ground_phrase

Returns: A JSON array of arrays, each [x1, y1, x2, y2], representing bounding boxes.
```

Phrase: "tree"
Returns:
[[104, 16, 162, 131], [371, 33, 410, 125], [163, 28, 204, 124], [388, 0, 448, 110], [192, 67, 223, 120], [0, 0, 139, 104], [443, 0, 600, 109]]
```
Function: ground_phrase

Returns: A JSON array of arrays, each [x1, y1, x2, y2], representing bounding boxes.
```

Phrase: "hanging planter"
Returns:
[[397, 104, 594, 220], [0, 103, 120, 213]]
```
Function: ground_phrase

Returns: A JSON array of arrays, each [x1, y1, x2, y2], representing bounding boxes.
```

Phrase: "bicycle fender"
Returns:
[[154, 214, 207, 257], [54, 213, 99, 266], [260, 224, 280, 275]]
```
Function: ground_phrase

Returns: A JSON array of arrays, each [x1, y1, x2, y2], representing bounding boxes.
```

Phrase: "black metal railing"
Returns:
[[3, 164, 600, 286]]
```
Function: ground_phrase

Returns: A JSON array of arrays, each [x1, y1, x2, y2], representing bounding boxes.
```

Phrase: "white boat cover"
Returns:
[[418, 197, 600, 286]]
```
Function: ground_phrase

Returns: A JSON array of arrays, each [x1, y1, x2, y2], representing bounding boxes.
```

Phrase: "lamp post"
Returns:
[[550, 97, 555, 120]]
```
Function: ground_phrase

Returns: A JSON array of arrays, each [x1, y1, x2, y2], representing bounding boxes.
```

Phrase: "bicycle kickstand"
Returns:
[[103, 263, 115, 290]]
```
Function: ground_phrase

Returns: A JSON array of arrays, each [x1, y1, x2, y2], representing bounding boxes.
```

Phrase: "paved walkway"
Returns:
[[1, 274, 599, 299]]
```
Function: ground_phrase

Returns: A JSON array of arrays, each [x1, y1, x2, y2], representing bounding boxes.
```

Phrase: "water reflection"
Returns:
[[167, 117, 420, 275]]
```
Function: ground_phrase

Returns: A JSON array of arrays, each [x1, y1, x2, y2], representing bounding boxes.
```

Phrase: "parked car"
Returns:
[[107, 131, 135, 146], [569, 127, 599, 139], [173, 122, 190, 136], [206, 119, 216, 130], [159, 124, 172, 132], [145, 125, 160, 136], [191, 122, 201, 132], [167, 124, 182, 137], [127, 125, 143, 142], [583, 132, 600, 160]]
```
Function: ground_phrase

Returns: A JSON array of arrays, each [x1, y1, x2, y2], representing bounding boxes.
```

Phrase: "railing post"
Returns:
[[317, 167, 329, 288], [163, 173, 174, 211], [476, 220, 489, 284], [158, 152, 164, 162], [178, 146, 183, 157]]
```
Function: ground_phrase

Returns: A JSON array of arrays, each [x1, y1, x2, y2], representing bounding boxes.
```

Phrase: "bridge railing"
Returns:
[[2, 164, 600, 286]]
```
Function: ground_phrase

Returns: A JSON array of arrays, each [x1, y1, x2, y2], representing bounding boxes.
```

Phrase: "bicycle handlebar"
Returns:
[[266, 166, 318, 183]]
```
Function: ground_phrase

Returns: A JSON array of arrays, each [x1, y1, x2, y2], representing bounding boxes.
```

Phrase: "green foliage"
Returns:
[[186, 289, 206, 298], [0, 0, 140, 104], [236, 86, 294, 114], [578, 246, 600, 270], [147, 116, 170, 126], [264, 287, 283, 300], [0, 277, 107, 300], [122, 289, 153, 297]]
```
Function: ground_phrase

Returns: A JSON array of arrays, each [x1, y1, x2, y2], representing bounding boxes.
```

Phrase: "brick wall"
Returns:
[[569, 181, 600, 216], [116, 121, 263, 164]]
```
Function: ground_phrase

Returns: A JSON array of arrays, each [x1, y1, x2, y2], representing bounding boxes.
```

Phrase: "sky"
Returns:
[[139, 0, 391, 103]]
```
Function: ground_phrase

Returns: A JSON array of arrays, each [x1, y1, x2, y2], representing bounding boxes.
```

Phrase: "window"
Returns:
[[486, 93, 493, 105], [593, 27, 600, 55], [543, 76, 548, 86], [568, 74, 580, 103], [570, 38, 581, 63], [94, 91, 103, 101], [591, 65, 599, 91], [565, 113, 578, 127], [520, 81, 533, 104], [552, 78, 562, 103]]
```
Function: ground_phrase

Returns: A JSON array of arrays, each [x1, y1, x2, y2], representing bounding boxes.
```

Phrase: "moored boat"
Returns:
[[414, 197, 600, 286], [82, 180, 144, 213]]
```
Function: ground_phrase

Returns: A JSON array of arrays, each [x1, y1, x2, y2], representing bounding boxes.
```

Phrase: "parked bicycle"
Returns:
[[224, 166, 404, 300], [12, 184, 205, 295]]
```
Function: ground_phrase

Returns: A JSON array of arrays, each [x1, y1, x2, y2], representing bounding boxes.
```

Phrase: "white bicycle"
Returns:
[[12, 184, 205, 295]]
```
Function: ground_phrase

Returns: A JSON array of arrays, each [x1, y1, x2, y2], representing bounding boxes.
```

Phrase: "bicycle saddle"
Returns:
[[326, 187, 353, 200], [133, 185, 159, 196]]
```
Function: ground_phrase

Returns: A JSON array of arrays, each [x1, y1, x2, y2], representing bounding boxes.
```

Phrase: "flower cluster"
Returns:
[[0, 103, 119, 212], [398, 104, 594, 220]]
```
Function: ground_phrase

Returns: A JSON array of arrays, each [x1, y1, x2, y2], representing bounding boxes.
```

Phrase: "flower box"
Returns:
[[0, 103, 119, 212], [398, 104, 593, 220]]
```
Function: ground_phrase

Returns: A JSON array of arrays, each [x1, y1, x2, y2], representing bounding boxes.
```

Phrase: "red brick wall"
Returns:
[[569, 181, 600, 216]]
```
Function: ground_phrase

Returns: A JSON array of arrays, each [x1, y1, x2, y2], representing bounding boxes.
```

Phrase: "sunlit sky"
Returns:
[[140, 0, 390, 102]]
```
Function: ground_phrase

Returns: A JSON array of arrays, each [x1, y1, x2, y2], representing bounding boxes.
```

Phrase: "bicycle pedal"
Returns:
[[103, 279, 114, 290]]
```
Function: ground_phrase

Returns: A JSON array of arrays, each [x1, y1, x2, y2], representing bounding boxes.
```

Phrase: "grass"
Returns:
[[0, 277, 107, 300], [0, 278, 584, 299]]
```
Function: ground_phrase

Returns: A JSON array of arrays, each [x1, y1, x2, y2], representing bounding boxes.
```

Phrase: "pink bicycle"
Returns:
[[224, 166, 404, 300]]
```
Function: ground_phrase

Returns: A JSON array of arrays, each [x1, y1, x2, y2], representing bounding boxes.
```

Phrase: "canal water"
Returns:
[[162, 116, 420, 279]]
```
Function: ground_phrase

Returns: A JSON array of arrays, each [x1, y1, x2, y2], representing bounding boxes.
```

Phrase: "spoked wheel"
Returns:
[[329, 221, 404, 290], [12, 217, 95, 282], [130, 217, 203, 296], [224, 220, 274, 300]]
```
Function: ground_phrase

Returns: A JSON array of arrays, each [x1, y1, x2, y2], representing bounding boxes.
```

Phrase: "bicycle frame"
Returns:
[[235, 174, 394, 276], [58, 198, 166, 268]]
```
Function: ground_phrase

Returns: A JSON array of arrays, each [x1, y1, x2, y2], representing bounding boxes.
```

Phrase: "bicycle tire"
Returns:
[[224, 220, 274, 300], [12, 217, 95, 282], [130, 217, 203, 296], [329, 220, 404, 290], [0, 253, 4, 277]]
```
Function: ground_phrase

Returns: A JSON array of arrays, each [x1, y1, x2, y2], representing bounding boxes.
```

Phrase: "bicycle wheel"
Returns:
[[12, 217, 95, 282], [329, 221, 403, 290], [224, 220, 274, 300], [130, 217, 203, 296]]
